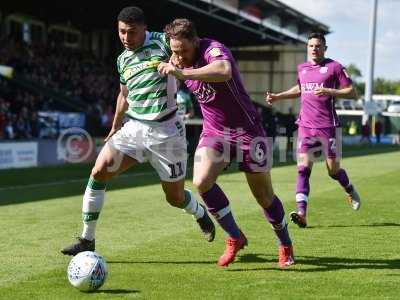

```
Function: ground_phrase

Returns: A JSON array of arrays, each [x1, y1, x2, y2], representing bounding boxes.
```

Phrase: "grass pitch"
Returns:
[[0, 146, 399, 299]]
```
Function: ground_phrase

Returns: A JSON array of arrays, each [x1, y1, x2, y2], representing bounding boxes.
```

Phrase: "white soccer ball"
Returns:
[[67, 251, 108, 292]]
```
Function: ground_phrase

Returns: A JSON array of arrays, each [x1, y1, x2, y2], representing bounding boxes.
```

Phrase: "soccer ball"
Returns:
[[67, 251, 108, 292]]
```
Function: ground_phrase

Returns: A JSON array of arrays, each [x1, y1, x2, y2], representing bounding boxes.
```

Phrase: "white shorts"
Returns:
[[107, 115, 187, 182]]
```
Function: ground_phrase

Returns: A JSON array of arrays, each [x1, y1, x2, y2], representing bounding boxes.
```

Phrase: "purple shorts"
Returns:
[[297, 126, 341, 159], [197, 129, 268, 173]]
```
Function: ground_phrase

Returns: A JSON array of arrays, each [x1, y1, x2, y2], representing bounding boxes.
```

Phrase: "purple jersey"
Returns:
[[297, 58, 352, 128], [184, 39, 259, 138]]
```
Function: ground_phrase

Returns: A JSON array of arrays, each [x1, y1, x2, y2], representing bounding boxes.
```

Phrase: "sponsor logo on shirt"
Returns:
[[301, 82, 324, 93], [122, 61, 161, 81], [192, 83, 216, 103]]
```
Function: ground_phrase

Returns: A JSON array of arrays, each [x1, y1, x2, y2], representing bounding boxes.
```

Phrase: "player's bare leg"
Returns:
[[245, 171, 294, 268], [61, 144, 137, 255], [193, 147, 246, 267], [161, 179, 215, 242], [326, 158, 360, 210]]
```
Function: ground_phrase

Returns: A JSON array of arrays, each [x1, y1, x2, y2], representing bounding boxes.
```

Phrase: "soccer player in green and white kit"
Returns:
[[61, 6, 215, 256]]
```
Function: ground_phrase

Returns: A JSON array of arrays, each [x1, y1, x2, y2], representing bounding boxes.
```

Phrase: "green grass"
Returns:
[[0, 148, 399, 299]]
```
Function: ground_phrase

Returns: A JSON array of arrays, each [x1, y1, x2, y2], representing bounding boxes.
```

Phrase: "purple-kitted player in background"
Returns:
[[158, 18, 294, 268], [266, 32, 361, 228]]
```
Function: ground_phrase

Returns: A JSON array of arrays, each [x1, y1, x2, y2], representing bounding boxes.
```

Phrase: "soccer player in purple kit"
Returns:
[[158, 18, 294, 268], [266, 32, 361, 228]]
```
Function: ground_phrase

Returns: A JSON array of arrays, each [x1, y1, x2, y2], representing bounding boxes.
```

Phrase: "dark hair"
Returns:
[[308, 32, 326, 45], [117, 6, 146, 24], [164, 18, 198, 41]]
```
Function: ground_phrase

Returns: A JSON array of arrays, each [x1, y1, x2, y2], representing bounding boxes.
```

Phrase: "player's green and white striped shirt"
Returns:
[[117, 31, 177, 121]]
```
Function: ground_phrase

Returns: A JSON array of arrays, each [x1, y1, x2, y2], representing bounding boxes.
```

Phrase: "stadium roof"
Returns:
[[2, 0, 329, 47], [168, 0, 330, 45]]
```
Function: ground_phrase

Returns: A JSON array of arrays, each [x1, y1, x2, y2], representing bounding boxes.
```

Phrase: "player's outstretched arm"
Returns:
[[182, 60, 231, 82], [104, 84, 129, 142], [158, 60, 231, 83], [265, 85, 301, 105]]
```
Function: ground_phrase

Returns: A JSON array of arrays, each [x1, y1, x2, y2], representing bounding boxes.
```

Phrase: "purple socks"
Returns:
[[200, 184, 293, 246], [263, 196, 292, 246], [200, 184, 241, 238], [330, 168, 353, 193], [296, 166, 311, 216], [296, 166, 311, 195]]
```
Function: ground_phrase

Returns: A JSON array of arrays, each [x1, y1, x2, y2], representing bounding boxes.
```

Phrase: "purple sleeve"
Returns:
[[335, 63, 352, 88], [204, 43, 231, 64]]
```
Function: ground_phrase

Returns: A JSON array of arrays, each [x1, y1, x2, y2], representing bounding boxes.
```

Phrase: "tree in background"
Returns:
[[396, 85, 400, 95], [346, 64, 362, 80], [346, 64, 364, 96], [374, 78, 400, 95], [346, 63, 400, 96]]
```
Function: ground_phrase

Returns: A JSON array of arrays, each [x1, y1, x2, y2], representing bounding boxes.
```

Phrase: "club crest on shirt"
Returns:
[[143, 49, 152, 58], [209, 48, 222, 57], [301, 69, 307, 74], [320, 66, 328, 74]]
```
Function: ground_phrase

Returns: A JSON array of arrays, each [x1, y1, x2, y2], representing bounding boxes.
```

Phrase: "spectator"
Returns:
[[374, 117, 383, 144], [360, 121, 371, 144], [286, 108, 297, 154], [4, 118, 15, 139], [0, 112, 5, 139], [30, 111, 39, 138], [266, 108, 278, 143], [348, 121, 357, 135], [394, 130, 400, 145], [15, 115, 29, 139]]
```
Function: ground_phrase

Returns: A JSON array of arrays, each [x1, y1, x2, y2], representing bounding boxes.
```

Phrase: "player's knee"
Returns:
[[165, 190, 185, 208], [91, 166, 111, 182], [328, 169, 338, 178], [298, 166, 311, 177], [192, 176, 214, 194]]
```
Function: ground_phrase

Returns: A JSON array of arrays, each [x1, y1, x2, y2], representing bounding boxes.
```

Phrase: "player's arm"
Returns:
[[265, 85, 301, 105], [158, 60, 231, 83], [315, 64, 357, 99], [104, 84, 129, 142], [314, 84, 357, 99]]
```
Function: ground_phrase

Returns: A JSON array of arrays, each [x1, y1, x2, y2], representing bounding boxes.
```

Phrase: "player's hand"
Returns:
[[265, 91, 277, 106], [158, 62, 185, 80], [104, 126, 121, 143], [170, 54, 183, 69], [314, 88, 333, 96]]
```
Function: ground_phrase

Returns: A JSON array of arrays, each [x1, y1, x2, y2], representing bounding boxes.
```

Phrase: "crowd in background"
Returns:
[[0, 37, 117, 139], [0, 75, 43, 139]]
